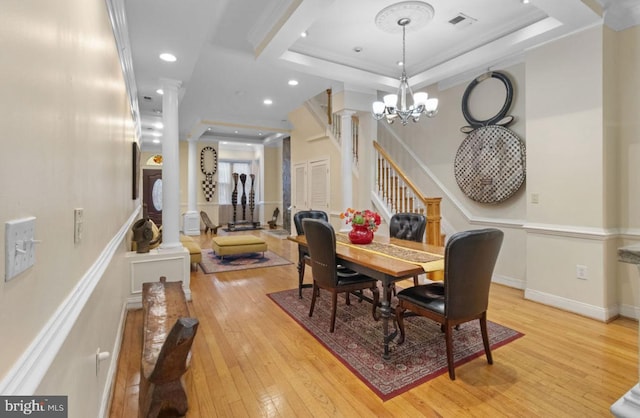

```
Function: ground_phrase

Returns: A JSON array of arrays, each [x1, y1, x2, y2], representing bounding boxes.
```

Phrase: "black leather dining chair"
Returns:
[[293, 210, 329, 297], [303, 219, 380, 333], [389, 212, 427, 286], [395, 228, 504, 380]]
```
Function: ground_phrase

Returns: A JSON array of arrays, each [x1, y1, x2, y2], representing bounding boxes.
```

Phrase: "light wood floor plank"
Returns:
[[109, 230, 638, 417]]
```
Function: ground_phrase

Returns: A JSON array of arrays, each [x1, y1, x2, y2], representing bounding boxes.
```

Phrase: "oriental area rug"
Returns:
[[268, 287, 523, 401], [199, 250, 292, 273]]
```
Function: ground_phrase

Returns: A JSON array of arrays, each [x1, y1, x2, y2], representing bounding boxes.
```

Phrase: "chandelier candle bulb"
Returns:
[[413, 92, 428, 106]]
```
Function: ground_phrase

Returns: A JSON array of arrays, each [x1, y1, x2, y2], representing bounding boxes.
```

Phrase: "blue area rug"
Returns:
[[199, 250, 292, 273]]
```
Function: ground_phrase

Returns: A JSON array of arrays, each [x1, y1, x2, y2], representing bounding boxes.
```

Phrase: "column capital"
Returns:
[[160, 78, 182, 90], [338, 109, 357, 117]]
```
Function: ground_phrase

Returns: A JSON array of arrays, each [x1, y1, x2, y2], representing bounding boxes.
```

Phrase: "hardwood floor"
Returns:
[[109, 230, 638, 417]]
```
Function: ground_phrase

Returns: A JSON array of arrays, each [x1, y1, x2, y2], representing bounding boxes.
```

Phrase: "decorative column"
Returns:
[[340, 110, 356, 210], [612, 244, 640, 417], [159, 78, 182, 249], [183, 138, 200, 235]]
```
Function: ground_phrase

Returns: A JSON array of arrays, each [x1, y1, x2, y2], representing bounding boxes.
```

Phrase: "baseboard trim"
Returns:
[[99, 302, 128, 418], [493, 274, 525, 290], [524, 288, 618, 322], [0, 208, 140, 395], [618, 303, 640, 320]]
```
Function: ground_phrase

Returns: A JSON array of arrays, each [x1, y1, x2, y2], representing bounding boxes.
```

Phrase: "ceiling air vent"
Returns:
[[448, 13, 477, 27]]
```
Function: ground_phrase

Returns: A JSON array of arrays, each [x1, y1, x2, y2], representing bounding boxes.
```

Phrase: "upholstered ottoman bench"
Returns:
[[180, 235, 202, 271], [211, 236, 267, 259]]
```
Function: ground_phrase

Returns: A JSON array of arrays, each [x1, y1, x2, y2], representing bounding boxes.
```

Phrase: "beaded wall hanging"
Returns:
[[200, 146, 217, 201], [455, 71, 526, 204]]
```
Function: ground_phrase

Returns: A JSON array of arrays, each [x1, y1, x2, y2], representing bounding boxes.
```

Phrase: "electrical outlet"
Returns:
[[74, 208, 83, 244], [531, 193, 539, 204], [576, 264, 588, 280]]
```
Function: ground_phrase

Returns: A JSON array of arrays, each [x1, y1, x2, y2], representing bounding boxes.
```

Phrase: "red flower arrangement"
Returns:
[[340, 208, 382, 232]]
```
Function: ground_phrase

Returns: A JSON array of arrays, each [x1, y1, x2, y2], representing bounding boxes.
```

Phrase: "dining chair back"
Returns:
[[395, 228, 504, 379], [302, 218, 380, 332], [293, 210, 329, 297], [389, 212, 426, 243]]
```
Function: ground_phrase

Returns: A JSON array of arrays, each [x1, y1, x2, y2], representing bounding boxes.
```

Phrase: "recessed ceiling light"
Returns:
[[397, 61, 404, 66], [151, 132, 161, 137], [152, 139, 161, 144], [263, 99, 273, 105], [234, 130, 239, 134], [288, 79, 299, 86], [207, 127, 212, 131], [353, 46, 363, 53], [521, 0, 530, 3], [154, 122, 163, 129], [258, 132, 263, 136], [156, 89, 164, 95], [300, 31, 308, 38], [159, 53, 177, 62]]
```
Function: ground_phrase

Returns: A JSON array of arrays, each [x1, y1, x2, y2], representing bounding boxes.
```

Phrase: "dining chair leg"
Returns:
[[395, 306, 406, 344], [330, 291, 338, 333], [480, 314, 493, 365], [309, 283, 318, 317], [445, 322, 456, 380], [413, 275, 419, 286], [298, 262, 306, 298]]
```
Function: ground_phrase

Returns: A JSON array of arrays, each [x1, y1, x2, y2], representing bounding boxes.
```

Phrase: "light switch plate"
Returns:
[[5, 216, 36, 281]]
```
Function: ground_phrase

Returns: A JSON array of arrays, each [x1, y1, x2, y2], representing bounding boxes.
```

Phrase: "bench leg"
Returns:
[[142, 379, 188, 418]]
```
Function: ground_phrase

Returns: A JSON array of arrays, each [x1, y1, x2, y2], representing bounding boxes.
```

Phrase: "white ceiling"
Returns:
[[119, 0, 637, 151]]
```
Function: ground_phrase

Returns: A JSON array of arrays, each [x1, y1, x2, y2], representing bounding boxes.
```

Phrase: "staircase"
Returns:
[[373, 141, 443, 246], [304, 91, 443, 246]]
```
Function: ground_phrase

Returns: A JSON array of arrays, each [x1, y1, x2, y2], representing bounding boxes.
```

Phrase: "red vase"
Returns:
[[348, 224, 374, 244]]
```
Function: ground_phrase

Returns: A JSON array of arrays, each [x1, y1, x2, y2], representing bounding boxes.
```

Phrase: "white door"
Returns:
[[292, 158, 330, 219]]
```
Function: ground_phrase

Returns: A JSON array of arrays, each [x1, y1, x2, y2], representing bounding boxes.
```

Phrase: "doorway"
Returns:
[[143, 169, 162, 225]]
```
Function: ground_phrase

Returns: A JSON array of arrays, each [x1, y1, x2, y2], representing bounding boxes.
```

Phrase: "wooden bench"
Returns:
[[140, 277, 198, 418]]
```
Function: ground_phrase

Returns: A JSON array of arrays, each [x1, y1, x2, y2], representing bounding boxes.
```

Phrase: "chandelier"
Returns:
[[372, 17, 438, 125]]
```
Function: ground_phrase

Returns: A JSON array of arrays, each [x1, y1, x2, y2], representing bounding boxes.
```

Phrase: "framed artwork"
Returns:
[[132, 141, 141, 199]]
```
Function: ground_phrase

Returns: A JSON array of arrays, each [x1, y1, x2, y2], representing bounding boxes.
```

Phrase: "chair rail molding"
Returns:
[[0, 206, 141, 395], [380, 122, 634, 242]]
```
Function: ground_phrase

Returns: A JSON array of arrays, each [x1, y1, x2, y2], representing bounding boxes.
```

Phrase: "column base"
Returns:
[[125, 248, 191, 309], [183, 211, 200, 236], [612, 384, 640, 417]]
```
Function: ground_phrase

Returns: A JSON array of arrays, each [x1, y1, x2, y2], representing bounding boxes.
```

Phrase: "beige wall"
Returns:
[[263, 144, 283, 225], [614, 25, 640, 313], [0, 0, 136, 416], [524, 26, 616, 319]]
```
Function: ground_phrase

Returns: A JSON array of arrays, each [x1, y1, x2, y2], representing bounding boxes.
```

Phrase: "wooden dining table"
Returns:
[[288, 233, 444, 360]]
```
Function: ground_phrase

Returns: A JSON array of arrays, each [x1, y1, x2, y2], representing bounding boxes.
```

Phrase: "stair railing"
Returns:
[[373, 141, 443, 246]]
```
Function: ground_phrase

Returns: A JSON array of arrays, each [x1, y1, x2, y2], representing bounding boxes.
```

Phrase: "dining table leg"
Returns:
[[380, 281, 397, 360]]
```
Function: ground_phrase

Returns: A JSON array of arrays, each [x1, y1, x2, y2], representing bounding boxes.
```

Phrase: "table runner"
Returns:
[[336, 234, 444, 272]]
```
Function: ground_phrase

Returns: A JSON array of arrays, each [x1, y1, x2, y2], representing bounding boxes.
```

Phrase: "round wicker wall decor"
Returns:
[[454, 125, 525, 204]]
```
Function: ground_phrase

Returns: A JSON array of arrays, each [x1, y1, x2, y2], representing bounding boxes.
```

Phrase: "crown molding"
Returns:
[[596, 0, 640, 31], [105, 0, 141, 140]]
